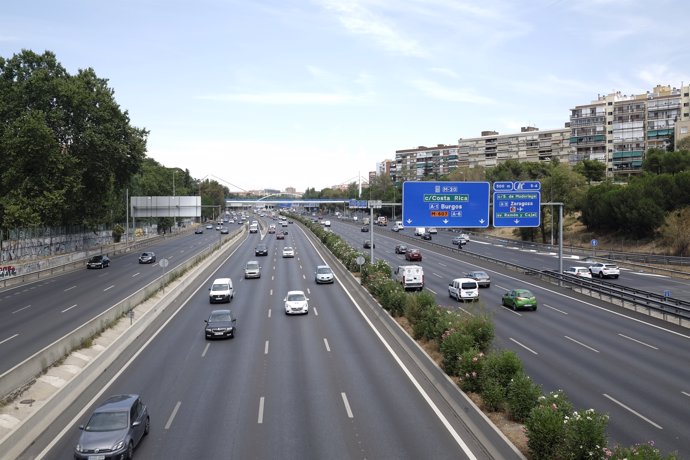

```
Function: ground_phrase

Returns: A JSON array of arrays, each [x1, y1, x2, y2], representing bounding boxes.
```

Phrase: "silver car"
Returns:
[[75, 394, 150, 459], [315, 265, 334, 284], [244, 260, 261, 279]]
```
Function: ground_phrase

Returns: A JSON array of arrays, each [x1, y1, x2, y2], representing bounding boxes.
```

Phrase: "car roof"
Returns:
[[316, 264, 330, 269], [287, 290, 305, 296], [94, 394, 139, 412], [213, 278, 231, 283]]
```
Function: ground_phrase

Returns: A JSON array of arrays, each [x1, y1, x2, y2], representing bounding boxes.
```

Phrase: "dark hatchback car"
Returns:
[[204, 309, 237, 339], [138, 252, 156, 264], [363, 240, 375, 249], [405, 249, 422, 261], [361, 225, 369, 232], [87, 255, 110, 269], [255, 244, 268, 256], [420, 233, 432, 240], [74, 394, 150, 460], [394, 244, 408, 254]]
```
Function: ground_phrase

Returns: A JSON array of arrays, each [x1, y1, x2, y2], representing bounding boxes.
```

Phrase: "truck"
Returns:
[[377, 216, 388, 226], [362, 217, 370, 225], [393, 265, 424, 291]]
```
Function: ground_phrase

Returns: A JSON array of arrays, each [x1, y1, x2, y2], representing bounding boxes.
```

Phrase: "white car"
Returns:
[[589, 262, 620, 279], [315, 265, 334, 284], [284, 290, 309, 315], [282, 246, 295, 258], [427, 227, 438, 234], [563, 266, 592, 278]]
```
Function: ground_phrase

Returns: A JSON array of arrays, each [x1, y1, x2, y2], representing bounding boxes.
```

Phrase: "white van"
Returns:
[[414, 227, 426, 236], [394, 265, 424, 291], [448, 278, 479, 302], [209, 278, 234, 303], [249, 223, 258, 233]]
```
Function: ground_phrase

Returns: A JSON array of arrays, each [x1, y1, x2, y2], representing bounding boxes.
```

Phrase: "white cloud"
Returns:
[[199, 91, 358, 105], [429, 67, 459, 78], [408, 78, 496, 104], [316, 0, 427, 57]]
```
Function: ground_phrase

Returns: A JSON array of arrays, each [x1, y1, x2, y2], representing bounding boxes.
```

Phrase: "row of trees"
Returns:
[[0, 50, 234, 238]]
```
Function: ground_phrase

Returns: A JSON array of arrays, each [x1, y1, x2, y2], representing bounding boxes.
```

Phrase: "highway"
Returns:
[[6, 215, 690, 458], [31, 220, 518, 459], [332, 219, 690, 457], [0, 228, 232, 376]]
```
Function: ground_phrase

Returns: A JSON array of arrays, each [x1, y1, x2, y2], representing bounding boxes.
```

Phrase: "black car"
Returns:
[[204, 309, 237, 339], [194, 228, 204, 234], [86, 255, 110, 269], [74, 394, 149, 459], [363, 240, 375, 249], [395, 244, 408, 254], [138, 252, 156, 264], [255, 244, 268, 256], [361, 225, 369, 232], [421, 233, 432, 240]]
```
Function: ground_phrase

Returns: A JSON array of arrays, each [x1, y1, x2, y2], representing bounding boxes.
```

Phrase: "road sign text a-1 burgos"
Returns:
[[401, 181, 490, 228]]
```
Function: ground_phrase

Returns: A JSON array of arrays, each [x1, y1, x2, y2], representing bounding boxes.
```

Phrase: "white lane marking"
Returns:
[[437, 262, 448, 267], [543, 303, 568, 315], [307, 288, 311, 295], [271, 275, 274, 281], [618, 333, 658, 350], [64, 286, 76, 292], [264, 340, 269, 354], [258, 397, 265, 424], [0, 334, 19, 345], [268, 309, 272, 318], [341, 392, 353, 418], [509, 337, 538, 355], [323, 338, 330, 352], [564, 336, 599, 353], [313, 307, 319, 316], [12, 305, 31, 314], [132, 272, 141, 277], [629, 272, 668, 278], [426, 288, 437, 295], [103, 285, 115, 292], [603, 394, 662, 429], [432, 272, 443, 278], [201, 343, 210, 358], [494, 284, 509, 291], [165, 401, 181, 430], [270, 289, 273, 296], [682, 391, 690, 398], [61, 304, 78, 313]]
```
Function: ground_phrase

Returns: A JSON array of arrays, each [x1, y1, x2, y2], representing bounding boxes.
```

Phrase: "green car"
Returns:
[[502, 289, 537, 311]]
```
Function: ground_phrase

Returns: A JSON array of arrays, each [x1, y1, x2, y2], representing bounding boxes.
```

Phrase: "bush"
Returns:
[[526, 402, 566, 460], [412, 305, 442, 340], [403, 291, 436, 324], [386, 288, 407, 317], [561, 408, 609, 460], [482, 350, 523, 393], [456, 347, 485, 392], [460, 314, 494, 352], [525, 391, 575, 460], [506, 371, 541, 423], [481, 377, 505, 412], [440, 330, 475, 376], [605, 442, 679, 460]]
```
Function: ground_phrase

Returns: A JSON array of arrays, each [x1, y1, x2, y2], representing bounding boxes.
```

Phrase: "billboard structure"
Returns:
[[131, 196, 202, 218]]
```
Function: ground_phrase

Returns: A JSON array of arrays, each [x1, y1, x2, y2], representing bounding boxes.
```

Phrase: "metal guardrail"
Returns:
[[466, 230, 690, 267], [394, 232, 690, 327]]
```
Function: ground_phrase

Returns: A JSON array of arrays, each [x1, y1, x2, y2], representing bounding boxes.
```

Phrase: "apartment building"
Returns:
[[458, 126, 571, 169], [570, 84, 690, 176], [391, 144, 460, 183], [391, 127, 571, 183]]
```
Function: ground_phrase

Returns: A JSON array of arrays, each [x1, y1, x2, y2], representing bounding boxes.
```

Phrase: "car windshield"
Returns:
[[212, 283, 229, 291], [89, 256, 101, 262], [246, 262, 259, 269], [317, 267, 331, 274], [209, 312, 232, 322], [516, 290, 534, 298], [85, 411, 128, 432], [287, 293, 305, 302]]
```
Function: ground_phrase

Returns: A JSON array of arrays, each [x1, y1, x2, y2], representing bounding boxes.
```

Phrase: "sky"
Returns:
[[3, 0, 690, 193]]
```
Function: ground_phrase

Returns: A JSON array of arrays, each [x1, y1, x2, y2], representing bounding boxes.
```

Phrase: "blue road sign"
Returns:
[[591, 239, 598, 247], [493, 190, 541, 227], [402, 181, 490, 228], [493, 181, 514, 191], [514, 181, 541, 191]]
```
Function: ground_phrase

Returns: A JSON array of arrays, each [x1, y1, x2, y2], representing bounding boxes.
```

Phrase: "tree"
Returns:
[[574, 160, 606, 184], [0, 50, 148, 231]]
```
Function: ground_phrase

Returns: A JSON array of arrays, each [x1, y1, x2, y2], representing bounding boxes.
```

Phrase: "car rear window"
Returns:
[[461, 282, 477, 289]]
